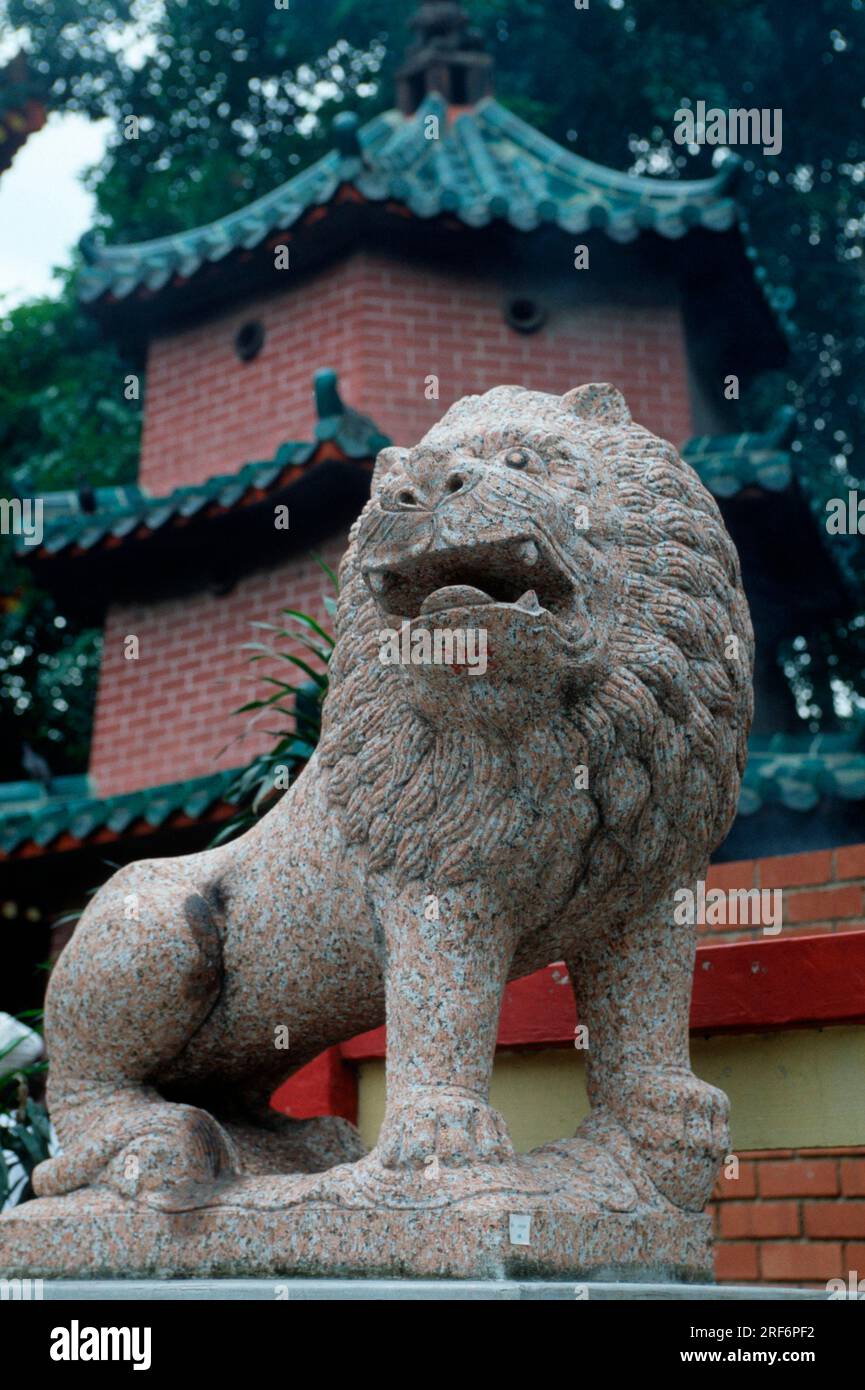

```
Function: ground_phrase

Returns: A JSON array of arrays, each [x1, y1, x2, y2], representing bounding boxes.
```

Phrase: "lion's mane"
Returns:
[[318, 387, 753, 923]]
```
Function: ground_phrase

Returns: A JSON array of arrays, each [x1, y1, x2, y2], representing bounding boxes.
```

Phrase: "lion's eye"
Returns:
[[503, 448, 534, 470]]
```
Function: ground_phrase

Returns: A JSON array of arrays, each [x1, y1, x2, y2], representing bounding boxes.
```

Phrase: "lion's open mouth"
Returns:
[[363, 537, 573, 620]]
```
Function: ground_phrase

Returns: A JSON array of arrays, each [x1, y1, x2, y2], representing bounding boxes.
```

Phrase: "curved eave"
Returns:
[[682, 409, 799, 498], [78, 96, 743, 308], [22, 440, 377, 564], [478, 97, 739, 207], [685, 450, 794, 499], [0, 770, 244, 860]]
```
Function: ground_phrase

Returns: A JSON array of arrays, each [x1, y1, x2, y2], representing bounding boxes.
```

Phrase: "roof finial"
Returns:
[[396, 3, 493, 116]]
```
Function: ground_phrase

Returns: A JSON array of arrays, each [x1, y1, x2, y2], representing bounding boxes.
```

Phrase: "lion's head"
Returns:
[[319, 384, 753, 930]]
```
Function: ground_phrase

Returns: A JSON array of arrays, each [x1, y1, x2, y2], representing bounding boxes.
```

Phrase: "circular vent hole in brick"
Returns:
[[504, 297, 546, 334], [235, 320, 266, 362]]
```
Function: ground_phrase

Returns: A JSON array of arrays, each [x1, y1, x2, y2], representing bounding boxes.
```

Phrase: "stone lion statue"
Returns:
[[34, 383, 752, 1237]]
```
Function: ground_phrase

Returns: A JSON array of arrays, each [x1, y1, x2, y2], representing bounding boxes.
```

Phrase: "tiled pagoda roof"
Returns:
[[78, 93, 744, 306], [0, 769, 243, 859], [18, 371, 389, 562], [682, 408, 797, 498], [683, 408, 859, 601], [25, 403, 806, 564]]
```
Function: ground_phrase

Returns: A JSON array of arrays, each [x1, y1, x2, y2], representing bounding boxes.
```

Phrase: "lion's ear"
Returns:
[[562, 383, 631, 426], [372, 446, 406, 495]]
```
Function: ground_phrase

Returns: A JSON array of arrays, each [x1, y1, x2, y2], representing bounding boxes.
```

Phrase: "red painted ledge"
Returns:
[[340, 931, 865, 1063], [271, 1045, 359, 1123], [273, 932, 865, 1119]]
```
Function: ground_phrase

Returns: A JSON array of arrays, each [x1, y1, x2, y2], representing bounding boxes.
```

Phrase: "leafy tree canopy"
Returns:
[[0, 278, 139, 778]]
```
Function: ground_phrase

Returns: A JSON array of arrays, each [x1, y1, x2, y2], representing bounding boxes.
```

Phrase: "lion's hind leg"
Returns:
[[34, 862, 238, 1203], [34, 1079, 238, 1200]]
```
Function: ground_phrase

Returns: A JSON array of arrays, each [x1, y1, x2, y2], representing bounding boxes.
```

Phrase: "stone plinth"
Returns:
[[0, 1181, 711, 1283]]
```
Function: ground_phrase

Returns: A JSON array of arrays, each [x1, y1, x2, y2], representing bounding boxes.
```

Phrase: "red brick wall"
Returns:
[[139, 261, 367, 495], [702, 846, 865, 1285], [88, 536, 346, 796], [702, 847, 865, 943], [139, 249, 694, 495], [712, 1148, 865, 1287]]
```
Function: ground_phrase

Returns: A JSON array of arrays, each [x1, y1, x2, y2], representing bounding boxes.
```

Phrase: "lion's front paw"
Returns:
[[600, 1070, 729, 1212], [617, 1067, 734, 1212], [376, 1088, 514, 1170]]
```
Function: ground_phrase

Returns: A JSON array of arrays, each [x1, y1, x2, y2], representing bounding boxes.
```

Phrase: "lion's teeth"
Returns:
[[515, 590, 541, 612], [517, 540, 538, 565], [367, 572, 386, 594]]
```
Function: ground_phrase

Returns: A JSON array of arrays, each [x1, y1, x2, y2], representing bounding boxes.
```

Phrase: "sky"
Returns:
[[0, 4, 158, 312], [0, 112, 109, 311]]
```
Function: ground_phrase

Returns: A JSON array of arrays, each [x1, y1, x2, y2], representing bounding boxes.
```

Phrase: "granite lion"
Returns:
[[35, 383, 753, 1215]]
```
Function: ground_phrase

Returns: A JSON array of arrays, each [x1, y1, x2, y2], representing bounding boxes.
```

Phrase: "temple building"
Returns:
[[3, 5, 864, 1285]]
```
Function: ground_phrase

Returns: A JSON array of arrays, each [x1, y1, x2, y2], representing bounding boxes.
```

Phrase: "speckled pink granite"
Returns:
[[1, 384, 752, 1280]]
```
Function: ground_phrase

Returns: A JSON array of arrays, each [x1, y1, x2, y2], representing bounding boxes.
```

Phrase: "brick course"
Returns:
[[88, 535, 347, 796], [138, 248, 694, 495], [702, 847, 865, 943], [712, 1148, 865, 1287]]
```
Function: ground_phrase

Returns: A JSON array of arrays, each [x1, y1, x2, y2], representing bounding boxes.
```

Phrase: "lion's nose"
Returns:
[[395, 461, 480, 509]]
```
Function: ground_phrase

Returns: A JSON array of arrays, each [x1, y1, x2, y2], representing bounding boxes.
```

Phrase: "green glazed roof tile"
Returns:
[[176, 492, 211, 519], [32, 816, 68, 847], [0, 769, 242, 856], [68, 810, 100, 839], [216, 481, 247, 508], [142, 792, 177, 827], [111, 513, 145, 537], [17, 372, 389, 559], [79, 94, 743, 307], [682, 408, 797, 498], [106, 804, 138, 834], [274, 441, 315, 469]]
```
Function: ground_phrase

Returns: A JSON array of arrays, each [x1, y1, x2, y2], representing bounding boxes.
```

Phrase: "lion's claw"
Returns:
[[376, 1090, 514, 1170], [595, 1070, 730, 1211]]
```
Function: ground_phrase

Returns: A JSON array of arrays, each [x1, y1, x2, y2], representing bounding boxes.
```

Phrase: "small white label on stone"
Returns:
[[509, 1213, 532, 1246]]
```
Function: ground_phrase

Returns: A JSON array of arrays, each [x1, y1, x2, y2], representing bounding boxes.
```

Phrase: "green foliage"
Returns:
[[0, 1095, 51, 1208], [0, 1014, 50, 1210], [0, 277, 139, 778], [0, 276, 139, 491], [5, 0, 399, 239], [212, 558, 336, 842]]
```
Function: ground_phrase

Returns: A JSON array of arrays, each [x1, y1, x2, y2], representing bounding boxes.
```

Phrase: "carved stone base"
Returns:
[[0, 1156, 713, 1282]]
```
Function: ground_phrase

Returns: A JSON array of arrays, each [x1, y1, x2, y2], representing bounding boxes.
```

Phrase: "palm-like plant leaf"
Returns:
[[210, 566, 336, 845]]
